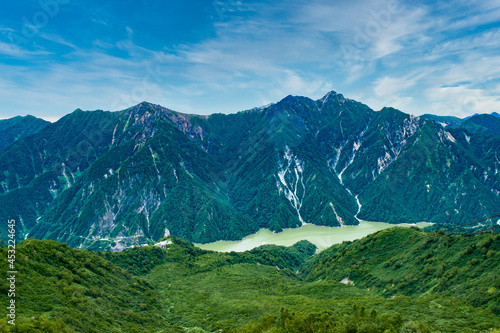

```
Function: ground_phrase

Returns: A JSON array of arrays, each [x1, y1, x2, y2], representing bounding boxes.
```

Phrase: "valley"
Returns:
[[2, 1, 499, 331]]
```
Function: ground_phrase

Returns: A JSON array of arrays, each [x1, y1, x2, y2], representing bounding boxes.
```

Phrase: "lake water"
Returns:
[[195, 221, 432, 253]]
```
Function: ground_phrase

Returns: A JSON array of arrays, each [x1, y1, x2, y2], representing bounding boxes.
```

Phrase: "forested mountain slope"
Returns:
[[1, 92, 499, 249]]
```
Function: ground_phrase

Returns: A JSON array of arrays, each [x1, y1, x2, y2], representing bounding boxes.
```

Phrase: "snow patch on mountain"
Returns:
[[276, 145, 306, 224], [338, 137, 363, 185], [464, 133, 471, 144], [329, 202, 344, 226], [445, 131, 456, 143]]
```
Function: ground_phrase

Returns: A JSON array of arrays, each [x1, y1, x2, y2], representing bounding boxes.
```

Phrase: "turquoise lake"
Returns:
[[195, 221, 432, 252]]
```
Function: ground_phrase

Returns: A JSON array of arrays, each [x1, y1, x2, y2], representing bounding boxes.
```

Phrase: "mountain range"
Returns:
[[1, 91, 499, 250], [0, 115, 50, 151]]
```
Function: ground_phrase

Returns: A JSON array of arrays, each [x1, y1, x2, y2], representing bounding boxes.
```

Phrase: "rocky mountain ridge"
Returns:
[[1, 91, 499, 250]]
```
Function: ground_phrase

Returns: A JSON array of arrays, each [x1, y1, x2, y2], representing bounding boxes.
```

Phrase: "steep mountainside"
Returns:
[[419, 113, 463, 127], [1, 92, 499, 249], [0, 115, 50, 151], [459, 114, 500, 136], [0, 110, 120, 243]]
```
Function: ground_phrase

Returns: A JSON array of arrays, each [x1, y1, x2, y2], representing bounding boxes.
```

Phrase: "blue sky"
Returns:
[[1, 0, 500, 121]]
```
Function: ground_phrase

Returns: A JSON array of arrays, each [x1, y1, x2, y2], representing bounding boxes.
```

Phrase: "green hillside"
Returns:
[[0, 239, 169, 332], [302, 227, 500, 314], [1, 228, 499, 332]]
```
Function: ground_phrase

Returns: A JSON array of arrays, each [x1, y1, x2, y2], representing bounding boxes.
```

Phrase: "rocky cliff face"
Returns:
[[1, 92, 499, 250]]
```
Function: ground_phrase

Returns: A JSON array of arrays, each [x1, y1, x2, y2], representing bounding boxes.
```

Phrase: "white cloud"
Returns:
[[0, 47, 175, 119], [0, 41, 50, 57], [374, 75, 417, 97], [39, 33, 76, 48], [425, 85, 500, 117], [365, 95, 414, 112], [370, 7, 431, 59], [439, 55, 500, 87], [125, 26, 133, 37], [273, 70, 333, 98], [442, 5, 500, 31], [1, 0, 500, 119]]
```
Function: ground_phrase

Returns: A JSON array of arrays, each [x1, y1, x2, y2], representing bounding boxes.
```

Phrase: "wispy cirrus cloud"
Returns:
[[0, 40, 50, 57]]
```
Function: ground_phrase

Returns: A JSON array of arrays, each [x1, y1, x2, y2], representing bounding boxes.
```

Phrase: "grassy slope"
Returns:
[[0, 239, 174, 333], [144, 234, 499, 332], [1, 230, 499, 332], [302, 227, 500, 314]]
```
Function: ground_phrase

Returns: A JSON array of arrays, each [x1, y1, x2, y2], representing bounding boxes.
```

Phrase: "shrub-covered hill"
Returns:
[[1, 230, 500, 332], [98, 237, 318, 276], [0, 239, 171, 333], [302, 227, 500, 315]]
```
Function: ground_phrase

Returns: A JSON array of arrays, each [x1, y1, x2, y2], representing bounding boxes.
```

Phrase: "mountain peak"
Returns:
[[123, 101, 174, 118], [128, 101, 161, 111], [316, 91, 349, 109], [379, 106, 402, 114], [273, 94, 314, 109], [280, 94, 308, 103], [319, 90, 342, 101]]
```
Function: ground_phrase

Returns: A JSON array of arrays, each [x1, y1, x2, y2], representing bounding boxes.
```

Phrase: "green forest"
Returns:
[[0, 227, 499, 332]]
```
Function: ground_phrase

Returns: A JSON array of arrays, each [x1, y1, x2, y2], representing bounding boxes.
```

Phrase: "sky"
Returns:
[[1, 0, 500, 121]]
